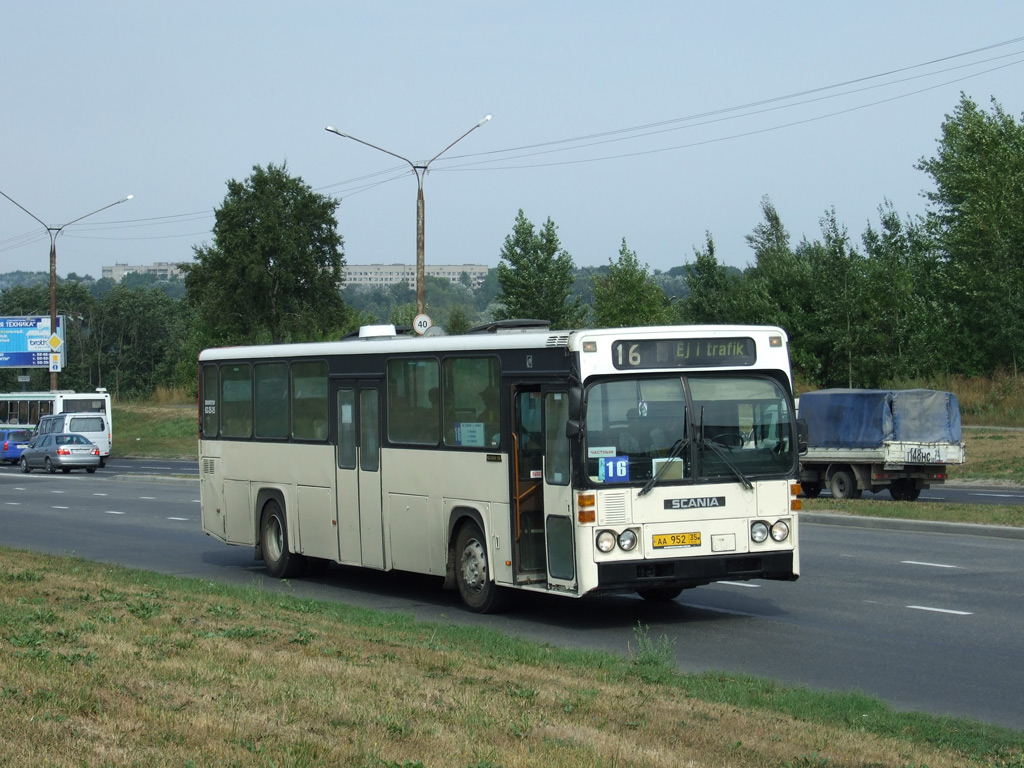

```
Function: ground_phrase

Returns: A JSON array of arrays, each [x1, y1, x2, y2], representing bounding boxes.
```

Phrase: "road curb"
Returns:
[[801, 512, 1024, 540]]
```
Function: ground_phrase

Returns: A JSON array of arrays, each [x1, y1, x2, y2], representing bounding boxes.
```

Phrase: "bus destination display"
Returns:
[[611, 337, 756, 370]]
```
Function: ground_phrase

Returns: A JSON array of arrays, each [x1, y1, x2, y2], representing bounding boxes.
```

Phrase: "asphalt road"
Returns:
[[1, 462, 1021, 731]]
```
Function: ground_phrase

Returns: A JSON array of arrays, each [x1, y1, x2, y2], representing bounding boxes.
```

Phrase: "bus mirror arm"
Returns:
[[796, 418, 808, 455]]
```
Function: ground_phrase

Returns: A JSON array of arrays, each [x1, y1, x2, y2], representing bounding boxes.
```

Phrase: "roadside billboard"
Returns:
[[0, 316, 66, 370]]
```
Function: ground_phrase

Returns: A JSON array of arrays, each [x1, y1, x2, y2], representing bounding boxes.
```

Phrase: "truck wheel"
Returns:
[[801, 482, 822, 498], [455, 521, 507, 613], [260, 500, 307, 579], [829, 469, 860, 499], [889, 479, 921, 502]]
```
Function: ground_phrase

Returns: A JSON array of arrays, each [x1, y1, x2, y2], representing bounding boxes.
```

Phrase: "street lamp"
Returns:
[[325, 115, 492, 316], [0, 190, 133, 389]]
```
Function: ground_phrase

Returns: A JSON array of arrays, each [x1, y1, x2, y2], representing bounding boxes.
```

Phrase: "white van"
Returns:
[[36, 412, 112, 466]]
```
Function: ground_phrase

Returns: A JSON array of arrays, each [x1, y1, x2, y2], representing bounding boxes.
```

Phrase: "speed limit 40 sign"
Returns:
[[413, 314, 432, 335]]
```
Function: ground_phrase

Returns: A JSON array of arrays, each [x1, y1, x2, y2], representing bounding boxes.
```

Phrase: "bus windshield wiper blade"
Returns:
[[700, 438, 753, 490], [638, 437, 689, 497]]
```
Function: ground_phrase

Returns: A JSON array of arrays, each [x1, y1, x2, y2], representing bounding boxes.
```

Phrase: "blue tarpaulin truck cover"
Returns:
[[799, 389, 963, 449]]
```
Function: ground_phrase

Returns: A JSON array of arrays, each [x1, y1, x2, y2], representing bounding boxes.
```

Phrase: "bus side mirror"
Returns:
[[565, 420, 581, 439], [567, 385, 583, 420], [796, 418, 808, 455]]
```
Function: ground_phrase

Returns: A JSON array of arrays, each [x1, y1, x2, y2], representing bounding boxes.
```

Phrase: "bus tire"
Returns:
[[829, 469, 859, 499], [637, 586, 684, 602], [455, 521, 507, 613], [260, 500, 306, 579]]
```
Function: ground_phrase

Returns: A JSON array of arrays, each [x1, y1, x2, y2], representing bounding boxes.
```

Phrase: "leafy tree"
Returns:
[[917, 94, 1024, 375], [859, 201, 945, 383], [740, 197, 817, 378], [184, 162, 348, 345], [677, 232, 739, 324], [591, 239, 671, 327], [804, 209, 871, 387], [92, 285, 184, 397], [494, 210, 586, 329]]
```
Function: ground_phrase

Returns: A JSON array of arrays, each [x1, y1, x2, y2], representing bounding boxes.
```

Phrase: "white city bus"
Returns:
[[0, 389, 112, 430], [198, 323, 802, 612]]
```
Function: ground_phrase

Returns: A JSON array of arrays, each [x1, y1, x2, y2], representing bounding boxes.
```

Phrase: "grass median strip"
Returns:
[[1, 547, 1021, 768]]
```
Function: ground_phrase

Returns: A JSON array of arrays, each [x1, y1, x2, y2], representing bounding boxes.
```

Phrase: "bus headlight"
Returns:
[[618, 529, 638, 551], [596, 530, 617, 553], [750, 521, 769, 543], [771, 520, 790, 542]]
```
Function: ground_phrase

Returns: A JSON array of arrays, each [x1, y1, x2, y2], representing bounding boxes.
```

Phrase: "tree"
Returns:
[[494, 210, 586, 329], [859, 201, 945, 383], [677, 232, 738, 324], [741, 197, 817, 378], [591, 239, 671, 327], [917, 94, 1024, 376], [184, 162, 348, 345]]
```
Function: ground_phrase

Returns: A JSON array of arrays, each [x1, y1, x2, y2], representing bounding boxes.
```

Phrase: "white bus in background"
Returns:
[[0, 389, 112, 430], [198, 324, 802, 612]]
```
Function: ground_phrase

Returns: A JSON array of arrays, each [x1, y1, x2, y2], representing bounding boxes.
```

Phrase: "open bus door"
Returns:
[[511, 386, 576, 594]]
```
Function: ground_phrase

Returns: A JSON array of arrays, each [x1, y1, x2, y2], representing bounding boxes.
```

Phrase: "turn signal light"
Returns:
[[577, 492, 596, 524]]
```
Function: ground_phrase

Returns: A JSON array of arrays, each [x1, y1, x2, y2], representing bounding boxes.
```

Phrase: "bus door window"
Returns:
[[336, 388, 356, 470], [543, 390, 575, 583], [512, 388, 545, 575], [359, 388, 380, 472]]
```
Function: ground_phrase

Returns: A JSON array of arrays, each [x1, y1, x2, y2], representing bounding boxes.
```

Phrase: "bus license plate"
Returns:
[[652, 532, 701, 549]]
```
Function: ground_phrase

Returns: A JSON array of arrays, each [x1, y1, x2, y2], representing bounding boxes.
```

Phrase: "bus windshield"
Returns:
[[584, 373, 794, 486]]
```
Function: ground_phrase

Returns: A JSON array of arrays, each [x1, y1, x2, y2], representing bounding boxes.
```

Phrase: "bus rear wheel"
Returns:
[[260, 500, 306, 579], [455, 521, 507, 614]]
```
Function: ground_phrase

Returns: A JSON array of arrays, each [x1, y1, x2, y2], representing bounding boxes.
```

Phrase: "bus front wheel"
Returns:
[[260, 500, 306, 579], [455, 522, 507, 614], [637, 586, 684, 602]]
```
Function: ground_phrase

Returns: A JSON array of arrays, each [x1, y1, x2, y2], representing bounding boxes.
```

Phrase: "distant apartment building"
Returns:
[[102, 262, 185, 282], [344, 263, 489, 289]]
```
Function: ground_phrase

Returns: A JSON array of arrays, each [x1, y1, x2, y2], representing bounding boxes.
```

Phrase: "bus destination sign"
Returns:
[[611, 337, 756, 370]]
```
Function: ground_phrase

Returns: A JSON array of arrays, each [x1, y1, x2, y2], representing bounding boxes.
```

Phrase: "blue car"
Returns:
[[1, 428, 34, 464]]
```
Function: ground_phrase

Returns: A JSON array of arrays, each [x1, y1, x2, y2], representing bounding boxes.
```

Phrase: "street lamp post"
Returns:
[[0, 190, 133, 389], [325, 115, 491, 316]]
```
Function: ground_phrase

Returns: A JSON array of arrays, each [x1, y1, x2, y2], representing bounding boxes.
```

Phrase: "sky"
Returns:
[[1, 2, 1022, 283]]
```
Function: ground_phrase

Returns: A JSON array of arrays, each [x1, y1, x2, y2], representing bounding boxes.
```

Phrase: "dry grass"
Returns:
[[3, 550, 1017, 768]]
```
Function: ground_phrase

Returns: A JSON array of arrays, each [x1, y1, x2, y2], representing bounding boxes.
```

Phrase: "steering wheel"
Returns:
[[708, 432, 744, 448]]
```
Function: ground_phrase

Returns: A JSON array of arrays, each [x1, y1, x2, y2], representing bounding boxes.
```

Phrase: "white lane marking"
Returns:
[[52, 506, 70, 510], [902, 560, 959, 569], [718, 581, 761, 588], [139, 496, 157, 500], [5, 502, 21, 506], [907, 605, 973, 615], [167, 517, 189, 521], [971, 492, 1023, 498], [105, 510, 125, 516], [51, 490, 66, 494], [93, 493, 108, 497]]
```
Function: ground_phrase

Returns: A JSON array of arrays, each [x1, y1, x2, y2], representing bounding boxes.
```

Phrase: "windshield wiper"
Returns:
[[700, 438, 754, 490], [638, 436, 690, 497]]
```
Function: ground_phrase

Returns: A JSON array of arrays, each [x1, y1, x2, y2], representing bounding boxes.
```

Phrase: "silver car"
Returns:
[[20, 432, 101, 474]]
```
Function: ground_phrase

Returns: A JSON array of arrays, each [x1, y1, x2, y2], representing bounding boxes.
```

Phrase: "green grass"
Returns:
[[1, 550, 1020, 767]]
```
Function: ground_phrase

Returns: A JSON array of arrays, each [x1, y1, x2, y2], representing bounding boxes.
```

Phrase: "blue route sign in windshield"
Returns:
[[0, 316, 65, 369]]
